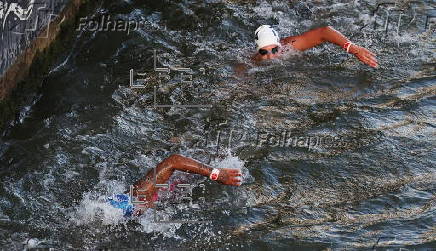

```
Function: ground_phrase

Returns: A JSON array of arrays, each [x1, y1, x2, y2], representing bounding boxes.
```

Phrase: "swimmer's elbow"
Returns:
[[320, 26, 342, 42], [167, 154, 185, 162], [319, 26, 332, 42], [319, 25, 334, 31]]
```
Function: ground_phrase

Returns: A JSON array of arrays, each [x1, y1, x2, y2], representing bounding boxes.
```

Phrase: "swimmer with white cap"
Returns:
[[252, 25, 377, 67]]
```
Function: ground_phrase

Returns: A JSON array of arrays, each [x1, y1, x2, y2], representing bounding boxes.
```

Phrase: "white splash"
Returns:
[[70, 189, 127, 226]]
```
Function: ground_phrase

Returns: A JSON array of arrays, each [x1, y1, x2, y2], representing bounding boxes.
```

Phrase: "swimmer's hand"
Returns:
[[234, 63, 248, 77], [216, 168, 242, 186], [349, 44, 378, 68]]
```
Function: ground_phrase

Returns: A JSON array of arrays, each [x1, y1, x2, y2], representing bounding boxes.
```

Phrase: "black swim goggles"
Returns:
[[258, 46, 279, 55]]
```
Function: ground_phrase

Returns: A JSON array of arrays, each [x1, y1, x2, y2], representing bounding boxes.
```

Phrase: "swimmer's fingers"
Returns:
[[360, 54, 376, 66], [361, 47, 376, 57], [365, 57, 378, 68], [215, 169, 242, 186], [356, 48, 378, 68], [368, 50, 376, 57], [228, 170, 242, 185], [230, 169, 242, 176], [361, 48, 378, 67], [217, 178, 241, 186], [364, 51, 377, 63], [230, 178, 242, 186], [369, 57, 378, 68], [364, 53, 378, 68]]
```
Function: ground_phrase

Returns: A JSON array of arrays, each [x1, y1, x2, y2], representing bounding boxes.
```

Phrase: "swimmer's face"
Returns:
[[257, 44, 281, 60]]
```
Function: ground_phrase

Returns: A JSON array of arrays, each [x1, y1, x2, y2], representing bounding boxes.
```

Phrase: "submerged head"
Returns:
[[255, 25, 281, 59], [107, 194, 135, 217]]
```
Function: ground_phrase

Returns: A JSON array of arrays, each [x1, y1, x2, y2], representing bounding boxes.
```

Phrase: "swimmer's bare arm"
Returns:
[[282, 26, 378, 67], [131, 154, 242, 204]]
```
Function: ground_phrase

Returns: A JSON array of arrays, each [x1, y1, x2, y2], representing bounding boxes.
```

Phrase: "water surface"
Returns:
[[0, 0, 435, 250]]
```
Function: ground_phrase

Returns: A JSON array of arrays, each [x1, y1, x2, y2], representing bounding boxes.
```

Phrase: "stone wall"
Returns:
[[0, 0, 91, 131], [0, 0, 70, 77]]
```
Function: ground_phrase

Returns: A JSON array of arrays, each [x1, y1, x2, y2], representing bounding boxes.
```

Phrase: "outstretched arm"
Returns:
[[131, 154, 241, 207], [282, 26, 378, 67]]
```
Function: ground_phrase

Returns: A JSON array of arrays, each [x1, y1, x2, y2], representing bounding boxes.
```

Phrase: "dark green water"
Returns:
[[0, 0, 435, 250]]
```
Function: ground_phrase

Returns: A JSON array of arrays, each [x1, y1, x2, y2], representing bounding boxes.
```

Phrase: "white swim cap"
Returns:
[[255, 25, 280, 51]]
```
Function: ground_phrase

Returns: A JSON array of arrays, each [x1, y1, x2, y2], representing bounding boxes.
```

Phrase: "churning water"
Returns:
[[0, 0, 435, 250]]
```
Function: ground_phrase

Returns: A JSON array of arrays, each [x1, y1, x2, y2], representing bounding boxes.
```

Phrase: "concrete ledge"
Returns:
[[0, 0, 94, 131]]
